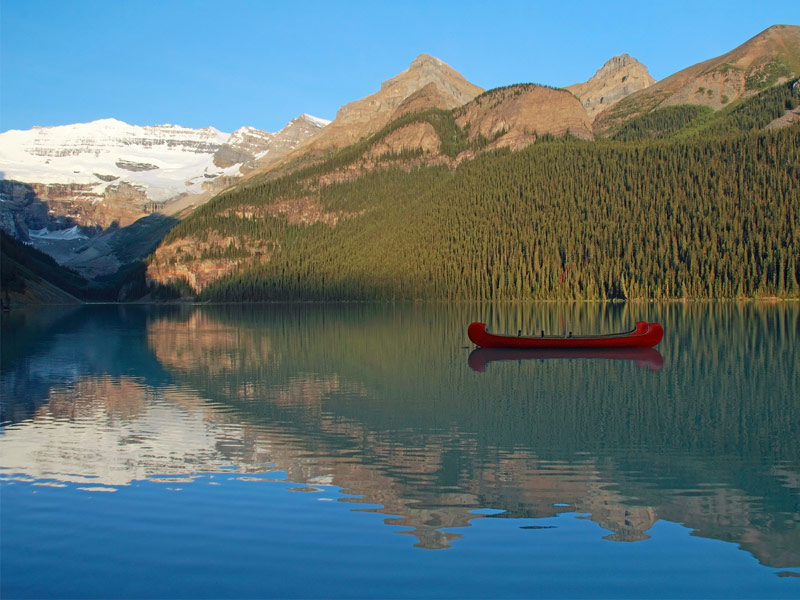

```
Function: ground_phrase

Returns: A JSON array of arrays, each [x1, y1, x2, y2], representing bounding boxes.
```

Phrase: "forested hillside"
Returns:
[[148, 81, 800, 302], [1, 232, 84, 303]]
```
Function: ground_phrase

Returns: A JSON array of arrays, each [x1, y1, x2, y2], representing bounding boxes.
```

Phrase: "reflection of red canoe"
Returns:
[[468, 321, 663, 349], [468, 347, 664, 372]]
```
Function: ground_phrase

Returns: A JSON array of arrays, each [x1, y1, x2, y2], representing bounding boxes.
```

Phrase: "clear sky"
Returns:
[[1, 0, 797, 133]]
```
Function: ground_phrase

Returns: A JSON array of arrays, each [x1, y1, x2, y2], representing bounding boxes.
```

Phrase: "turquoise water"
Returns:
[[1, 303, 798, 598]]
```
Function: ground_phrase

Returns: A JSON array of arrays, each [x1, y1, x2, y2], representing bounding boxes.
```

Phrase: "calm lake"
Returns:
[[1, 302, 798, 599]]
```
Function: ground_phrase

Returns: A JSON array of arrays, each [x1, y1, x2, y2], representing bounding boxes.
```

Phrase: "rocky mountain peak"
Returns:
[[595, 54, 645, 77], [272, 113, 329, 145], [566, 54, 656, 119], [218, 114, 328, 171], [279, 54, 482, 155], [409, 53, 445, 69], [377, 54, 481, 104], [290, 113, 331, 128]]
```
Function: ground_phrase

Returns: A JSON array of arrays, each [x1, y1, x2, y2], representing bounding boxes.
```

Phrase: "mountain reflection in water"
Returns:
[[1, 303, 798, 565]]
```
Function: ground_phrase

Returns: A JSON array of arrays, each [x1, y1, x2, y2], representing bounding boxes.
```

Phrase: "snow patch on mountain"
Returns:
[[29, 225, 88, 241], [299, 114, 332, 128]]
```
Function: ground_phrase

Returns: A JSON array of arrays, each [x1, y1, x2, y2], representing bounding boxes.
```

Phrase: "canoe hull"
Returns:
[[468, 321, 663, 349]]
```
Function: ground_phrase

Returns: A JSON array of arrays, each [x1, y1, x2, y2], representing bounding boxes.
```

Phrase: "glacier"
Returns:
[[0, 115, 330, 205]]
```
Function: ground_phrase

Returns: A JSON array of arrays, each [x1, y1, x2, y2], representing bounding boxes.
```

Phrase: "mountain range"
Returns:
[[0, 45, 657, 244], [2, 24, 799, 304]]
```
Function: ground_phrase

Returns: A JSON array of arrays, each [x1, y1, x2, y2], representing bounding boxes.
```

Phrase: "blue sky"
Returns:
[[1, 0, 797, 133]]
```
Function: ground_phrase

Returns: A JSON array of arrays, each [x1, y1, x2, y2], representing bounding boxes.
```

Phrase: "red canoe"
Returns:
[[468, 321, 663, 349]]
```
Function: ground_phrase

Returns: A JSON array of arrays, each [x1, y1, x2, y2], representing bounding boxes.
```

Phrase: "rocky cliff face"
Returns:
[[566, 54, 656, 119], [146, 231, 278, 292], [0, 180, 147, 242], [213, 127, 276, 169], [657, 25, 800, 110]]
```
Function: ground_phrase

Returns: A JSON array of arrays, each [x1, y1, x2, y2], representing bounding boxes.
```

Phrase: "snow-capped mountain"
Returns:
[[0, 114, 330, 206]]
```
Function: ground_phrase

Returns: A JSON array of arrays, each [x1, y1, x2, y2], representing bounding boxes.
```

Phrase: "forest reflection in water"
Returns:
[[1, 301, 798, 570]]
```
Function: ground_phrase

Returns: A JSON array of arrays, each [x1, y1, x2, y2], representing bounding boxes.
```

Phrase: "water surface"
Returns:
[[1, 303, 798, 598]]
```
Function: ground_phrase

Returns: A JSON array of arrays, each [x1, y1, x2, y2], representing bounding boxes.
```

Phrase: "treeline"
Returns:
[[158, 82, 800, 302]]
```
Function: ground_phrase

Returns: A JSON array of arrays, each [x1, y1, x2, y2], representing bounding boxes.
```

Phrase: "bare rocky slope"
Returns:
[[249, 53, 608, 182], [303, 54, 483, 150], [335, 83, 595, 170], [250, 54, 484, 176], [455, 84, 594, 149], [594, 24, 800, 134], [566, 54, 656, 119]]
